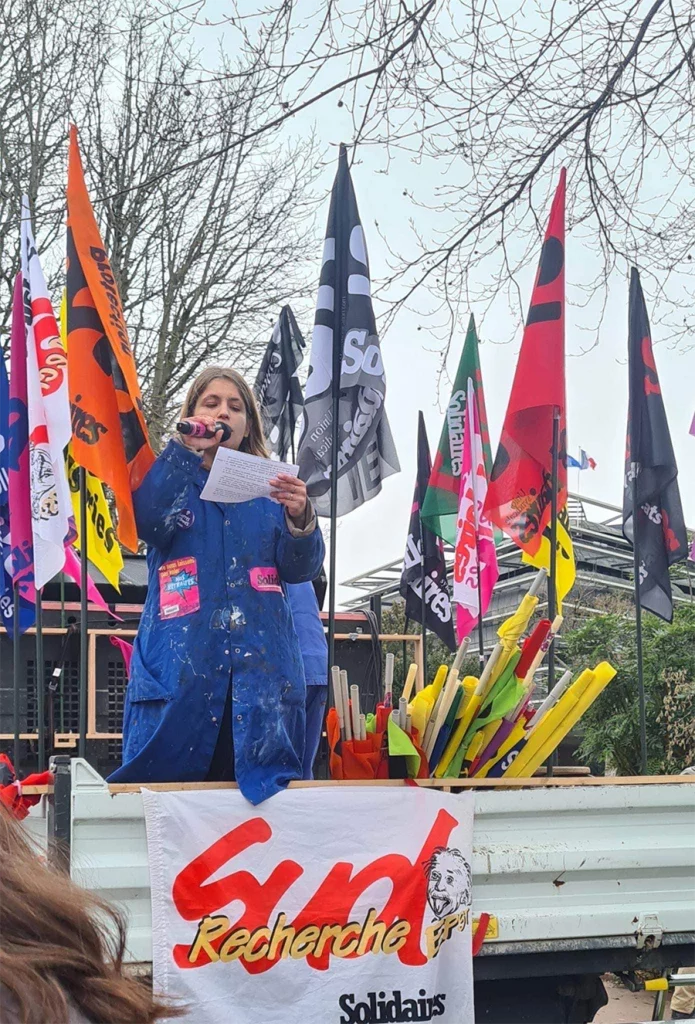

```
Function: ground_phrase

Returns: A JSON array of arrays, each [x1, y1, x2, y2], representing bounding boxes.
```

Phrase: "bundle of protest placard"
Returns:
[[326, 656, 430, 780], [411, 568, 617, 779], [327, 566, 617, 781]]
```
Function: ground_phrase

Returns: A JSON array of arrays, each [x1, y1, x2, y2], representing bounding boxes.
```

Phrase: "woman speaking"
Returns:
[[108, 367, 324, 804]]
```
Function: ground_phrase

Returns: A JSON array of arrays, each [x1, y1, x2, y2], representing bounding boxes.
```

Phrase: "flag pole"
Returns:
[[327, 144, 348, 671], [78, 468, 88, 759], [13, 583, 21, 772], [419, 519, 427, 683], [35, 588, 45, 771], [631, 461, 647, 775], [546, 407, 560, 776], [476, 540, 485, 673]]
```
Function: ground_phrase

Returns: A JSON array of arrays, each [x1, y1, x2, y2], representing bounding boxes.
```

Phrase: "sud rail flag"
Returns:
[[254, 305, 306, 462], [144, 787, 474, 1024], [297, 145, 399, 516], [400, 413, 456, 652], [21, 196, 74, 590], [484, 169, 575, 607], [485, 170, 568, 548], [623, 268, 687, 621]]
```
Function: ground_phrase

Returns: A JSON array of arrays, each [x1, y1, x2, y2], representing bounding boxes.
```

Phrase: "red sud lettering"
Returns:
[[172, 809, 459, 975]]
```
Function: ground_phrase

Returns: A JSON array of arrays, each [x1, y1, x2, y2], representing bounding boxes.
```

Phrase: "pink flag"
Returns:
[[110, 636, 134, 675], [453, 378, 499, 641], [8, 273, 36, 612], [62, 546, 123, 621]]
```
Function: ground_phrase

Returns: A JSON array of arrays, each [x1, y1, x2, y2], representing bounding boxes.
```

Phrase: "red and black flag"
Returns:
[[484, 170, 568, 548], [623, 268, 687, 621], [66, 125, 154, 552], [400, 412, 456, 651]]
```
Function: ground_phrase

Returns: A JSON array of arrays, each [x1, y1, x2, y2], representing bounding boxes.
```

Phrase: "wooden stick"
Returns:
[[424, 654, 465, 760], [401, 663, 418, 703], [476, 642, 504, 699], [341, 670, 352, 742], [32, 773, 694, 794], [427, 638, 471, 738]]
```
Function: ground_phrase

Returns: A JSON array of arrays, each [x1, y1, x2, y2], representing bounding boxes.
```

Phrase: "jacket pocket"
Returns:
[[126, 660, 177, 704]]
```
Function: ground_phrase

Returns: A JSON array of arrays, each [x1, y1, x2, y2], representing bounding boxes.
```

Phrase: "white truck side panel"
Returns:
[[56, 761, 695, 965]]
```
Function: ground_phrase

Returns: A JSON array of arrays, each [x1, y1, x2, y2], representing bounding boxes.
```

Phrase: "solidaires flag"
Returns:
[[66, 125, 153, 552], [297, 144, 399, 516], [622, 268, 687, 621], [421, 314, 492, 545]]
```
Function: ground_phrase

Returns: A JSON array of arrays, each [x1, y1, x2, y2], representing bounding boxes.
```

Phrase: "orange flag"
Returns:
[[66, 125, 154, 552]]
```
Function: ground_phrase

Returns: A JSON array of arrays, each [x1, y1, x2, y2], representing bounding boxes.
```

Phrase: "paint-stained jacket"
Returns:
[[108, 440, 325, 804]]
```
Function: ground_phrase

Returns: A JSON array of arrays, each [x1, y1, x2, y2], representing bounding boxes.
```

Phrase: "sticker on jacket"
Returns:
[[249, 566, 282, 593], [159, 557, 201, 618]]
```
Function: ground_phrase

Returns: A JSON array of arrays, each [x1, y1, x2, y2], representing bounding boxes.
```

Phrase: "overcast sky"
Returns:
[[201, 9, 694, 608]]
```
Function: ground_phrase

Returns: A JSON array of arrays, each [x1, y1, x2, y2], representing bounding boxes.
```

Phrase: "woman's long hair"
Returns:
[[179, 366, 269, 458], [0, 805, 182, 1024]]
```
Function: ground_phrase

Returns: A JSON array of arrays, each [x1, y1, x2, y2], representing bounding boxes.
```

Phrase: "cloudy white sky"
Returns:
[[201, 8, 694, 608]]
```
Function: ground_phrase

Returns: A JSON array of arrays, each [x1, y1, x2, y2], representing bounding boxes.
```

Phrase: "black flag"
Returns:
[[400, 413, 456, 651], [622, 268, 688, 621], [297, 144, 399, 516], [254, 305, 305, 462]]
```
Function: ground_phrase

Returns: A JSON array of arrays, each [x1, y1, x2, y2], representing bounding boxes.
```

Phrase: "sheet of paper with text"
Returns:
[[200, 447, 299, 504]]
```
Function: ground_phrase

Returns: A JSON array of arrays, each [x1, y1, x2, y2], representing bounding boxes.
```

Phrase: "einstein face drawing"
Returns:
[[29, 445, 59, 521], [425, 847, 472, 919]]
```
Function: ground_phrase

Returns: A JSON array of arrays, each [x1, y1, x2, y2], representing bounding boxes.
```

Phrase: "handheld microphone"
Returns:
[[176, 419, 232, 443]]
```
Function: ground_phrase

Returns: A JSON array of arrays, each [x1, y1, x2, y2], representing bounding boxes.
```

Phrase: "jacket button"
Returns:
[[225, 520, 231, 526], [224, 649, 230, 655], [235, 648, 241, 654], [211, 717, 217, 724], [236, 714, 243, 722]]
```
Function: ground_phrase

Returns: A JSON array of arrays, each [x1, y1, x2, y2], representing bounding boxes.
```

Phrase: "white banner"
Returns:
[[21, 194, 72, 589], [143, 787, 475, 1024]]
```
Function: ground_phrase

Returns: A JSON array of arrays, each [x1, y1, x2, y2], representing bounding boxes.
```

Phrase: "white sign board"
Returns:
[[143, 787, 475, 1024]]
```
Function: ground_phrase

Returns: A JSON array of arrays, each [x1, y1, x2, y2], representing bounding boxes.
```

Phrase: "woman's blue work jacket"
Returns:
[[107, 440, 325, 804]]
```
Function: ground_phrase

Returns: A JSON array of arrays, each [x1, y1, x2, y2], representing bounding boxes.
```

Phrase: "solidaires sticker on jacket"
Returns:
[[143, 787, 475, 1024]]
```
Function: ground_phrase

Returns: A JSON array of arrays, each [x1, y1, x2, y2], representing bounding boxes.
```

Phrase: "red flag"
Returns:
[[484, 169, 567, 555]]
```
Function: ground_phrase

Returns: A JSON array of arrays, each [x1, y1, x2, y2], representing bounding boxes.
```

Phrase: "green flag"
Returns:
[[421, 314, 492, 544]]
